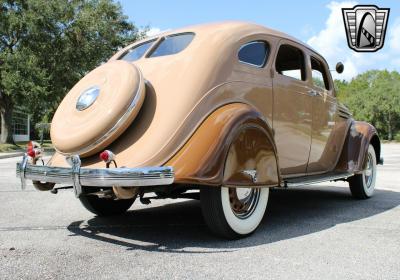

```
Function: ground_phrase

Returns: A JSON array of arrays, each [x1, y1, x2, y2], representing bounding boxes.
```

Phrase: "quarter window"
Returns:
[[238, 41, 269, 67], [149, 33, 195, 58], [120, 40, 156, 62], [275, 44, 306, 81], [311, 57, 330, 90]]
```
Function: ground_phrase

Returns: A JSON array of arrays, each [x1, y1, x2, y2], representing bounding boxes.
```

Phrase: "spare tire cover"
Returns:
[[51, 60, 145, 157]]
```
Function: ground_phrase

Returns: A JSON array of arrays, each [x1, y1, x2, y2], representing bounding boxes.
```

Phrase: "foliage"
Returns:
[[335, 70, 400, 140], [0, 0, 146, 143]]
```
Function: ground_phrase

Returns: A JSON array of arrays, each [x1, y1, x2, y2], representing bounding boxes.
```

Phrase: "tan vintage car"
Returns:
[[17, 21, 383, 239]]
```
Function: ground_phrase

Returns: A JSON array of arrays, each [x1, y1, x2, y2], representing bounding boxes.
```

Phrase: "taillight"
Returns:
[[27, 141, 42, 159], [99, 150, 114, 163]]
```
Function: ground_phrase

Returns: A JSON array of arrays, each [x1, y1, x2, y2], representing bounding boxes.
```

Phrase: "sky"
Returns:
[[118, 0, 400, 80]]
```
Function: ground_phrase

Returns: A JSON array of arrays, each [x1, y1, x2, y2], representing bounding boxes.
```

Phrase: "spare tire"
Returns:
[[51, 61, 145, 157]]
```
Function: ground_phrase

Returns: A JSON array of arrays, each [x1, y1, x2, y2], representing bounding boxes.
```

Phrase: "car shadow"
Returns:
[[67, 185, 400, 253]]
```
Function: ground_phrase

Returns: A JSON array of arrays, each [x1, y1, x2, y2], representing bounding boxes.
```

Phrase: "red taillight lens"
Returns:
[[27, 141, 35, 157], [26, 141, 42, 159], [99, 151, 109, 162], [99, 150, 115, 163], [27, 141, 33, 151], [27, 148, 36, 158]]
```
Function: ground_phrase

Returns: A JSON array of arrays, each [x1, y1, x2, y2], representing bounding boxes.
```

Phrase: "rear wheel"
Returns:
[[348, 144, 377, 199], [79, 187, 135, 216], [200, 186, 269, 239]]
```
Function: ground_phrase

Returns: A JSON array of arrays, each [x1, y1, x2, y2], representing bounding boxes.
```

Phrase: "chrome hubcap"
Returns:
[[363, 153, 374, 189], [229, 187, 260, 219]]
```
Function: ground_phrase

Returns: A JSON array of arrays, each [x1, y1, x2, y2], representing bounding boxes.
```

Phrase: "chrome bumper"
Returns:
[[16, 154, 174, 197]]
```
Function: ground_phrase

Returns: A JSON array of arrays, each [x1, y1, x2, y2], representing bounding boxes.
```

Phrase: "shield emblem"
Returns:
[[342, 5, 390, 52]]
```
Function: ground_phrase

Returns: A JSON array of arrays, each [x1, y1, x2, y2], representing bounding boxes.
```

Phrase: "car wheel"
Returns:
[[348, 144, 377, 199], [79, 188, 135, 216], [200, 186, 269, 239]]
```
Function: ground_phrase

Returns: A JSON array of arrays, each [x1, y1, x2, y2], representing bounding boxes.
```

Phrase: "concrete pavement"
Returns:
[[0, 144, 399, 279]]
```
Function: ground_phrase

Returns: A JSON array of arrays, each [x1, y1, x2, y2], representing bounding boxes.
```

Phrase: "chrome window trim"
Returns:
[[54, 68, 144, 157], [238, 41, 269, 68]]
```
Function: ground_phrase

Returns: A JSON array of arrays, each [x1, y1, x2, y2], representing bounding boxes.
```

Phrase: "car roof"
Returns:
[[144, 21, 320, 55]]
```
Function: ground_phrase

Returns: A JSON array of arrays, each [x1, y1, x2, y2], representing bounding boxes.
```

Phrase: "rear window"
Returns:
[[238, 41, 269, 67], [149, 33, 195, 58], [120, 40, 156, 62]]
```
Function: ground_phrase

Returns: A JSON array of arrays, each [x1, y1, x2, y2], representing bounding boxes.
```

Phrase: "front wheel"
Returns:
[[200, 186, 269, 239], [348, 144, 377, 199]]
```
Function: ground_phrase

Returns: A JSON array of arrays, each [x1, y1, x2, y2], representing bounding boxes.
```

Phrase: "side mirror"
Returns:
[[336, 62, 344, 74]]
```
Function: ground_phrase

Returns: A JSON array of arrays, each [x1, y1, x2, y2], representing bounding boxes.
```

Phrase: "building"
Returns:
[[0, 110, 30, 142]]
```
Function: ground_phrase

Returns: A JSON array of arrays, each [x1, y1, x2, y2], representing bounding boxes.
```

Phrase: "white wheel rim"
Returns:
[[221, 187, 269, 235], [362, 145, 377, 197]]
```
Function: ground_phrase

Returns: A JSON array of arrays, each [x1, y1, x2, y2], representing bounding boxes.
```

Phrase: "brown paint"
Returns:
[[47, 21, 380, 187], [335, 121, 380, 173], [165, 103, 279, 187]]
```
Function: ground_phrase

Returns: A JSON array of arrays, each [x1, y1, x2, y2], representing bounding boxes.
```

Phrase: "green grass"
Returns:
[[0, 140, 54, 153]]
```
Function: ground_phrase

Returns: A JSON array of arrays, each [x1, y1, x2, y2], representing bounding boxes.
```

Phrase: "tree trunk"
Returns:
[[387, 111, 393, 141], [0, 95, 15, 144]]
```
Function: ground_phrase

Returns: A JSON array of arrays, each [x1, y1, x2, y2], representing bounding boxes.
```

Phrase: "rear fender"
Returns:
[[166, 103, 281, 187]]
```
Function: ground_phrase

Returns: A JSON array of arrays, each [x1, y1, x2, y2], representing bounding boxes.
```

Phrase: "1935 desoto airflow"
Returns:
[[17, 22, 383, 239]]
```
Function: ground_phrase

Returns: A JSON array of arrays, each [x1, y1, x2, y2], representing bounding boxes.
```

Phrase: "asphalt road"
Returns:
[[0, 144, 399, 280]]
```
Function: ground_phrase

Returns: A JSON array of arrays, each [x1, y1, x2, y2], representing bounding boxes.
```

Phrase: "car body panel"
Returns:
[[45, 21, 380, 189], [166, 103, 280, 187], [335, 120, 381, 174]]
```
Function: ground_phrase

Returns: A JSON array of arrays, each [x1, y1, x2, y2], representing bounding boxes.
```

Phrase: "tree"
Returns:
[[335, 70, 400, 140], [0, 0, 145, 143]]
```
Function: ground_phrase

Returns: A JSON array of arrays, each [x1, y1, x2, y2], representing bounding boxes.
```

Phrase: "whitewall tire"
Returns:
[[348, 144, 377, 199], [200, 186, 269, 239]]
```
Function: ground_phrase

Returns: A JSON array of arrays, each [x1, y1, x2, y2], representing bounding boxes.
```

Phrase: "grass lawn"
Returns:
[[0, 140, 54, 153]]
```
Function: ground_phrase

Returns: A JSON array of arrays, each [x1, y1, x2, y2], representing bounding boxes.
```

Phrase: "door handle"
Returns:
[[308, 90, 323, 97]]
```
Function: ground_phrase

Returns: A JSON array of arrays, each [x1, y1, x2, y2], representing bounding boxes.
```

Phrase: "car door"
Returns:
[[306, 54, 346, 173], [272, 41, 312, 176]]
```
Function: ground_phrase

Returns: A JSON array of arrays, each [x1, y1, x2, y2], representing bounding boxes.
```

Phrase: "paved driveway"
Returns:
[[0, 144, 399, 279]]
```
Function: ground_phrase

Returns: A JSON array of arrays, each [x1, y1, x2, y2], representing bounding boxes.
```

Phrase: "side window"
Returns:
[[238, 41, 269, 67], [311, 57, 330, 90], [275, 44, 306, 81], [119, 40, 156, 62], [149, 33, 195, 58]]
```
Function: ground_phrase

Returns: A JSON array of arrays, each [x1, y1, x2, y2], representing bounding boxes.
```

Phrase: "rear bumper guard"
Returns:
[[16, 154, 174, 197]]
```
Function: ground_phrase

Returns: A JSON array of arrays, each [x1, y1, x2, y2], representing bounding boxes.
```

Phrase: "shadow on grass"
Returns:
[[67, 185, 400, 253]]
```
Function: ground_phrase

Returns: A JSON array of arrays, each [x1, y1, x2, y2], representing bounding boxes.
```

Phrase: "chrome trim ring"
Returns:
[[228, 187, 261, 219]]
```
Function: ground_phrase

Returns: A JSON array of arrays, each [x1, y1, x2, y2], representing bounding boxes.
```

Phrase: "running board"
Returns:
[[284, 172, 353, 187]]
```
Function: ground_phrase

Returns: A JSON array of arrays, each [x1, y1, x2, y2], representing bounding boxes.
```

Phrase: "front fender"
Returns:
[[335, 120, 381, 174], [166, 103, 281, 187]]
